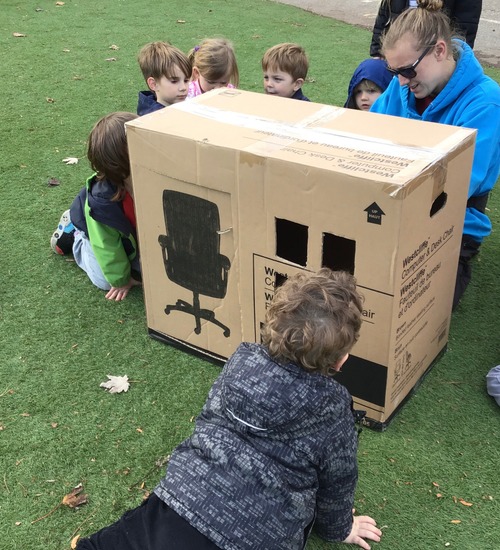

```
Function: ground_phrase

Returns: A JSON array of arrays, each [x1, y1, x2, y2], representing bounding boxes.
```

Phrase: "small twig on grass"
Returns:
[[70, 508, 99, 539], [31, 503, 62, 524], [3, 473, 9, 493], [0, 387, 13, 397], [128, 455, 170, 491]]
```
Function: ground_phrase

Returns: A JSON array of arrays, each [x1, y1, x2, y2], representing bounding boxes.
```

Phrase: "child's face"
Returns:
[[353, 83, 382, 111], [263, 68, 303, 99], [193, 67, 231, 93], [148, 64, 189, 106]]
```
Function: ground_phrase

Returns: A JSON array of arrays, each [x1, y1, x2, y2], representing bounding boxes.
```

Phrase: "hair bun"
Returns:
[[418, 0, 444, 12]]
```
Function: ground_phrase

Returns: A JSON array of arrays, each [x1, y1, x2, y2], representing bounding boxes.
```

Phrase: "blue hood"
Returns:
[[345, 58, 393, 108]]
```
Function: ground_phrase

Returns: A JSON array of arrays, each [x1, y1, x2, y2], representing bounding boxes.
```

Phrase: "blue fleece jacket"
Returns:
[[137, 90, 165, 116], [371, 40, 500, 242], [344, 58, 393, 109], [291, 88, 310, 101]]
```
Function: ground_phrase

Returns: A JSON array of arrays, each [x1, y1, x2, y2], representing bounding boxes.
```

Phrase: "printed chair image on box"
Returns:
[[158, 190, 231, 337]]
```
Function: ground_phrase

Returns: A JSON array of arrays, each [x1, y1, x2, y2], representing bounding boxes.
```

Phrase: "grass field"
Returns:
[[1, 1, 499, 549]]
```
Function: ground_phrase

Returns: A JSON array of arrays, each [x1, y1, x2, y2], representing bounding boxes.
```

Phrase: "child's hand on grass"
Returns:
[[343, 515, 382, 549], [105, 277, 141, 301]]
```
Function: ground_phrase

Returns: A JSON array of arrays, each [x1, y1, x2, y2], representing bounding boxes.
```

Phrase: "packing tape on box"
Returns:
[[171, 101, 456, 191]]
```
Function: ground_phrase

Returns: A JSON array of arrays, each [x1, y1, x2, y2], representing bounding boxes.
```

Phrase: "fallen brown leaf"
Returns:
[[459, 499, 473, 507], [55, 1, 65, 5], [432, 481, 439, 488], [109, 44, 119, 50], [51, 422, 58, 428], [62, 484, 88, 508], [70, 535, 80, 549], [436, 493, 443, 498], [13, 32, 27, 37], [450, 519, 461, 524], [31, 484, 87, 524]]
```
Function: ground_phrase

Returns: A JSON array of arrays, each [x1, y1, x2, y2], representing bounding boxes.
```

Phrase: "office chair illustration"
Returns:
[[158, 190, 231, 337]]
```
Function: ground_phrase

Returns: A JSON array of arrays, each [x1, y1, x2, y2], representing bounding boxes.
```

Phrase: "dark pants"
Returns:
[[453, 234, 481, 310], [76, 494, 221, 550]]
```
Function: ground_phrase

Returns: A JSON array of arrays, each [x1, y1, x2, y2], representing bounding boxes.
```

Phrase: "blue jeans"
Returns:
[[72, 230, 111, 291]]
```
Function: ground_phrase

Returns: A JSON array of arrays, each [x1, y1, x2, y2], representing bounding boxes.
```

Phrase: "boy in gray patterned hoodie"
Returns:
[[77, 269, 382, 550]]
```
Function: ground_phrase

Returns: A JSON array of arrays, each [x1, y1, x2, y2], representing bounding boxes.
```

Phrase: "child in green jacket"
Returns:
[[50, 112, 141, 301]]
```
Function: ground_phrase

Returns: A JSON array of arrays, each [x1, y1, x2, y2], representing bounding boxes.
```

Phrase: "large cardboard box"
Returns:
[[127, 88, 475, 429]]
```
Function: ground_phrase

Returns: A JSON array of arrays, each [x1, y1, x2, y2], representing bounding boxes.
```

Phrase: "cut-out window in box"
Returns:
[[430, 191, 447, 217], [275, 218, 308, 266], [322, 232, 356, 274]]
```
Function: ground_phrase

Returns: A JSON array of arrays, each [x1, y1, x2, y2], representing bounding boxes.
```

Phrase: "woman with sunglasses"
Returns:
[[371, 0, 500, 309]]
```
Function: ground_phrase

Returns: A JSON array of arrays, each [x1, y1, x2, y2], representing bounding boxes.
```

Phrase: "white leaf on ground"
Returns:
[[100, 375, 130, 394], [62, 157, 79, 165]]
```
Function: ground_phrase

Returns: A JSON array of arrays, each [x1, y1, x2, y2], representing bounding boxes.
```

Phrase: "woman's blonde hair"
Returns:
[[188, 38, 239, 86], [261, 269, 363, 375], [382, 0, 455, 55]]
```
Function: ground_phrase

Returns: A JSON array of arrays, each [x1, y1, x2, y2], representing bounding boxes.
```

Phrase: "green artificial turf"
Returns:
[[1, 1, 499, 549]]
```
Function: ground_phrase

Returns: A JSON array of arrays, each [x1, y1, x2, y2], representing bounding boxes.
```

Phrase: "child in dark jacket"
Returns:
[[76, 269, 382, 549], [345, 58, 393, 110], [136, 41, 192, 116], [50, 112, 141, 301], [262, 43, 311, 101]]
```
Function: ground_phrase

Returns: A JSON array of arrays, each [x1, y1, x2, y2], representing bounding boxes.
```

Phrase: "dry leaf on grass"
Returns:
[[62, 157, 79, 165], [62, 484, 88, 508], [450, 519, 461, 524], [109, 44, 119, 50], [105, 57, 117, 62], [13, 32, 27, 37], [70, 535, 80, 549], [459, 498, 473, 507], [55, 1, 65, 5], [177, 20, 186, 23], [100, 375, 130, 394], [31, 484, 88, 524]]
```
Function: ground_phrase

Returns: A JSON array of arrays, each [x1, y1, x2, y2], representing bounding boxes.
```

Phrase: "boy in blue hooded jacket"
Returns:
[[345, 58, 393, 111]]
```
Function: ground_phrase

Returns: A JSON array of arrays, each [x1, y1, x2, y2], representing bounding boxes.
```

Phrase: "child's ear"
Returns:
[[192, 66, 200, 80], [332, 353, 349, 372], [146, 76, 157, 92], [293, 78, 305, 92]]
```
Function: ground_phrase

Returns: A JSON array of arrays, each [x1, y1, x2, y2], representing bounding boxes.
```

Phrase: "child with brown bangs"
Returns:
[[262, 42, 310, 101], [76, 268, 382, 549], [187, 38, 239, 98], [137, 41, 192, 115], [50, 112, 141, 301]]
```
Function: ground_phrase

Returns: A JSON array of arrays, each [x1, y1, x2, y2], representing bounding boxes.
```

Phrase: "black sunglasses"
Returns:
[[387, 44, 436, 79]]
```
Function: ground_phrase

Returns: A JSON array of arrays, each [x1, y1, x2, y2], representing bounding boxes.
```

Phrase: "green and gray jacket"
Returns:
[[70, 174, 138, 288]]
